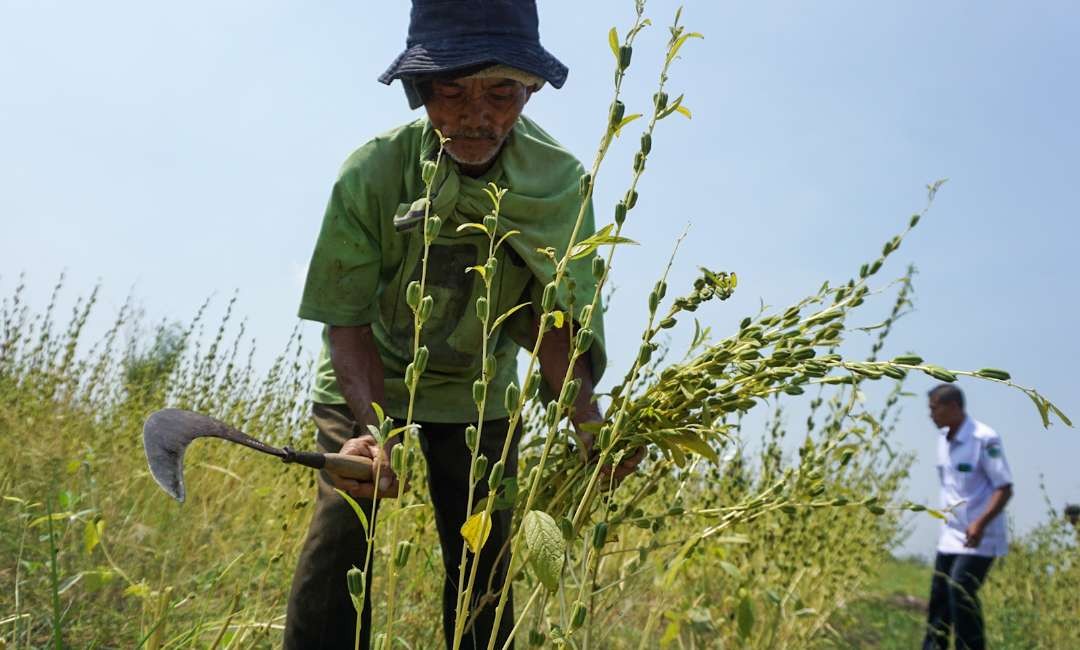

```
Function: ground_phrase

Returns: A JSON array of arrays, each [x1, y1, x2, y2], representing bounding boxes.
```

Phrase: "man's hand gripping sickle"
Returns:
[[327, 433, 405, 500]]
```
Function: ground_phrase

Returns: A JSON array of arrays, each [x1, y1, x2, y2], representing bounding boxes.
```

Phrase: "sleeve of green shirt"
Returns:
[[298, 142, 391, 326]]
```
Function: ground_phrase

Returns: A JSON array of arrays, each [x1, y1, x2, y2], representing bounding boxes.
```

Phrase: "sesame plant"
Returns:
[[0, 1, 1073, 649]]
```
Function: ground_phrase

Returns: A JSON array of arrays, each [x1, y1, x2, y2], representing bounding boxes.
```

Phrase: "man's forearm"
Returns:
[[532, 318, 600, 423], [328, 325, 387, 432], [976, 484, 1013, 529]]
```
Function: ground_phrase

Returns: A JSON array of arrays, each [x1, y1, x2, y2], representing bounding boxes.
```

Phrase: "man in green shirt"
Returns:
[[284, 2, 639, 647]]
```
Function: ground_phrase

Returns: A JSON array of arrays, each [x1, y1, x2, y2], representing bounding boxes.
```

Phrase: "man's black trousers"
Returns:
[[922, 552, 995, 650], [284, 403, 518, 649]]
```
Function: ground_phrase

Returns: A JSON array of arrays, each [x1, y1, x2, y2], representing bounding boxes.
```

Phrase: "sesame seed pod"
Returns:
[[483, 213, 497, 233], [391, 444, 404, 475], [592, 256, 605, 281], [541, 282, 557, 312], [504, 383, 521, 412], [618, 44, 633, 69], [472, 380, 485, 406], [609, 100, 626, 127], [475, 296, 488, 322], [421, 160, 437, 185], [575, 328, 594, 354], [571, 602, 587, 629], [424, 215, 442, 244], [560, 378, 581, 407], [406, 281, 422, 310], [347, 567, 365, 606], [488, 461, 504, 490], [579, 173, 592, 197], [394, 541, 411, 568], [472, 454, 488, 478], [523, 369, 542, 398], [592, 522, 608, 549], [640, 132, 652, 155], [418, 296, 433, 323], [465, 425, 479, 452], [413, 346, 428, 374], [614, 201, 627, 225]]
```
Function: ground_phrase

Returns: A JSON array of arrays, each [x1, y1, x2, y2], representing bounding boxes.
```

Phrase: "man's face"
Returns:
[[928, 396, 961, 429], [423, 76, 532, 170]]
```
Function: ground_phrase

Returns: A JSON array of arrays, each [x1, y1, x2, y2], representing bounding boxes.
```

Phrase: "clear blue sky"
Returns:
[[2, 1, 1077, 557]]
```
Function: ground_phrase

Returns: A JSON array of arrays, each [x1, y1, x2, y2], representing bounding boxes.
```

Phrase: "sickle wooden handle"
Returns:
[[282, 447, 374, 481], [322, 453, 374, 481]]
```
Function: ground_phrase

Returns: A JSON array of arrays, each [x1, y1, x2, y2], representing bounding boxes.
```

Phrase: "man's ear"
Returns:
[[524, 85, 539, 103]]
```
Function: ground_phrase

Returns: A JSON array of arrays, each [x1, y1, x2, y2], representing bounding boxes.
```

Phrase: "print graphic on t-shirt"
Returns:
[[384, 241, 478, 369]]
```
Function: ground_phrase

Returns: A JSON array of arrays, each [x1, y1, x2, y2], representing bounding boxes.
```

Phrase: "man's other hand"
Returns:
[[964, 521, 986, 548], [328, 434, 402, 499]]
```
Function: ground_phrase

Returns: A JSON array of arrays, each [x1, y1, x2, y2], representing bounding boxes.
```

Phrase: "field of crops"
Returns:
[[3, 3, 1076, 649]]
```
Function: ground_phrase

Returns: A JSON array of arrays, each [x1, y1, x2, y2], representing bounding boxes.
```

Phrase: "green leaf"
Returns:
[[569, 224, 640, 259], [460, 511, 492, 554], [666, 432, 718, 464], [608, 27, 620, 60], [371, 402, 385, 423], [1048, 401, 1073, 427], [1027, 392, 1051, 428], [495, 229, 521, 250], [523, 510, 565, 592], [737, 596, 755, 639], [334, 489, 370, 537], [491, 302, 532, 332]]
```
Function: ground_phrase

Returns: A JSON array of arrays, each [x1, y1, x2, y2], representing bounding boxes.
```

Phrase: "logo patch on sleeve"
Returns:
[[987, 444, 1002, 458]]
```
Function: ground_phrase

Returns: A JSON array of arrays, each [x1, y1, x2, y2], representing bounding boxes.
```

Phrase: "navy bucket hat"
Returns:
[[379, 0, 569, 109]]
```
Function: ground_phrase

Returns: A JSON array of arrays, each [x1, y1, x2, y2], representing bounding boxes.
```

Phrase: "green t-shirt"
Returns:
[[299, 116, 606, 423]]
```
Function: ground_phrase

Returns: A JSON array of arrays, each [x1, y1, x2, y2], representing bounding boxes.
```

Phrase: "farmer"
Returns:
[[285, 1, 640, 647], [923, 384, 1013, 650]]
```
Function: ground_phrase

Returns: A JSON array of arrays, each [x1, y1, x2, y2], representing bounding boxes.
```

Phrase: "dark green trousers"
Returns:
[[284, 403, 518, 649]]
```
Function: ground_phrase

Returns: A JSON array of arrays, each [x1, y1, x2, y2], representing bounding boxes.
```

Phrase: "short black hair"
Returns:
[[928, 384, 965, 409]]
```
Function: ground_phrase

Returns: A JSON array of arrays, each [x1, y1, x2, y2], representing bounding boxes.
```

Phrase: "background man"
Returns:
[[923, 384, 1014, 650], [284, 1, 639, 647]]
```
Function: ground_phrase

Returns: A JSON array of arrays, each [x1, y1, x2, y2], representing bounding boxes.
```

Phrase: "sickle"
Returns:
[[142, 408, 372, 502]]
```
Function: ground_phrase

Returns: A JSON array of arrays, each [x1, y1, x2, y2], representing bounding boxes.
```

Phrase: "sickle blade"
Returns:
[[142, 408, 285, 502]]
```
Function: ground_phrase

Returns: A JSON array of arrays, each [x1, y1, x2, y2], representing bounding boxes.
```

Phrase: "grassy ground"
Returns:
[[828, 556, 930, 649]]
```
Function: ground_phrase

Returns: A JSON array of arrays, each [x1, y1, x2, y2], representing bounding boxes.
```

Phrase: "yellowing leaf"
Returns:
[[456, 222, 489, 234], [465, 265, 486, 280], [668, 31, 704, 63], [613, 113, 643, 137], [674, 105, 692, 119], [608, 27, 620, 60], [552, 311, 565, 329], [460, 511, 492, 554], [523, 510, 564, 592], [83, 518, 104, 555]]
